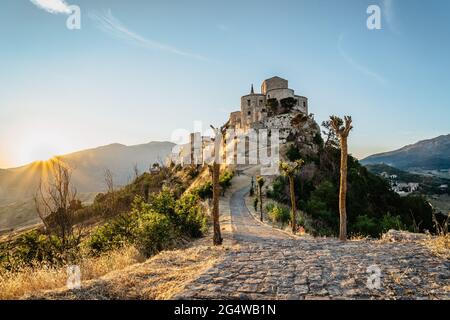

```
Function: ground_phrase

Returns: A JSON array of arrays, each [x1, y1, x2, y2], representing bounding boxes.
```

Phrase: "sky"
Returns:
[[0, 0, 449, 168]]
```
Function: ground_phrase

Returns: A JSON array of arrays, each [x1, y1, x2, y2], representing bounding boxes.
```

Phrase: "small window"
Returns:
[[247, 111, 251, 116], [303, 101, 306, 107], [262, 108, 266, 113], [247, 100, 251, 106]]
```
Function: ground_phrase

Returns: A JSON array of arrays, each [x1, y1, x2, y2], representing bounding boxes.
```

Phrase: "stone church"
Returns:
[[229, 76, 308, 131]]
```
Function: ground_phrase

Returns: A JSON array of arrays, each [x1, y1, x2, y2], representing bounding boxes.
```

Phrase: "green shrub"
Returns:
[[380, 212, 404, 233], [135, 212, 173, 257], [87, 213, 137, 255], [286, 144, 301, 161], [175, 193, 208, 238], [266, 176, 287, 202], [219, 170, 234, 195], [193, 181, 213, 200], [265, 203, 275, 213], [266, 98, 279, 114], [1, 231, 79, 270], [268, 205, 291, 226], [186, 166, 199, 179], [280, 97, 296, 112], [148, 187, 176, 217], [313, 133, 324, 146], [353, 215, 377, 237]]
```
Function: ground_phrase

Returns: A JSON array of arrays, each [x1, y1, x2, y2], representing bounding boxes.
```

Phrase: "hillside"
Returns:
[[365, 163, 450, 194], [361, 134, 450, 170], [0, 141, 175, 230]]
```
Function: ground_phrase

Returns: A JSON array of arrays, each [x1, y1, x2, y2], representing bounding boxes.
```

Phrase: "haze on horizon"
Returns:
[[1, 0, 449, 169]]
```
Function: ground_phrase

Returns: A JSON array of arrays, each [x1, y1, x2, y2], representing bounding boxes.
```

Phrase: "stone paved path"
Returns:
[[178, 169, 449, 300]]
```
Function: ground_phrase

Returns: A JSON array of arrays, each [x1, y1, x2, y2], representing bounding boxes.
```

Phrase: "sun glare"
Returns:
[[16, 132, 72, 166]]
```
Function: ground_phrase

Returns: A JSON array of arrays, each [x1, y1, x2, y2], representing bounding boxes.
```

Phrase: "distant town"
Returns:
[[378, 171, 448, 196]]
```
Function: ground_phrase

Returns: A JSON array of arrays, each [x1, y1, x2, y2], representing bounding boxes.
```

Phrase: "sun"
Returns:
[[16, 131, 72, 166]]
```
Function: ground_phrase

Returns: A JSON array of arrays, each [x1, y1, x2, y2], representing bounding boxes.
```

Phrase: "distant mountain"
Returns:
[[361, 134, 450, 170], [0, 141, 175, 231], [0, 141, 175, 203]]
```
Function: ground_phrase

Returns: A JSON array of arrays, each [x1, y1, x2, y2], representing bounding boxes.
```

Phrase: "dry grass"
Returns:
[[0, 246, 144, 300], [21, 236, 228, 300], [424, 234, 450, 259]]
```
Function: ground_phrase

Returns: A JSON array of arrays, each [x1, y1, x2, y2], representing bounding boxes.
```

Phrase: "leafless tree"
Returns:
[[34, 159, 82, 258], [104, 168, 116, 216]]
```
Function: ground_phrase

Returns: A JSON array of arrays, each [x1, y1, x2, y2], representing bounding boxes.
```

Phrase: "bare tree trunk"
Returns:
[[289, 176, 297, 233], [329, 115, 352, 241], [339, 138, 348, 241], [259, 185, 263, 221], [212, 163, 223, 245]]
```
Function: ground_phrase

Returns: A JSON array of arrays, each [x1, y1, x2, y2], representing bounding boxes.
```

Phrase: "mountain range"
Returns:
[[361, 134, 450, 171]]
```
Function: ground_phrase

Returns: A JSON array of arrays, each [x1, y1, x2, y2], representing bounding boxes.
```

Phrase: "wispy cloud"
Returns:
[[337, 34, 387, 85], [383, 0, 401, 35], [89, 10, 207, 61], [30, 0, 71, 14]]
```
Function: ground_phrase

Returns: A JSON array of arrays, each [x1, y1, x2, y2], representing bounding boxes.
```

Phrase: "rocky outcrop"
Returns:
[[382, 229, 429, 242]]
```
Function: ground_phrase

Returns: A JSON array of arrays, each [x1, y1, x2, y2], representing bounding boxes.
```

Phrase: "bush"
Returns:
[[265, 203, 275, 213], [134, 212, 173, 257], [266, 176, 287, 202], [280, 97, 297, 112], [380, 212, 404, 233], [313, 133, 324, 147], [87, 213, 137, 255], [353, 215, 377, 237], [286, 144, 301, 162], [266, 98, 279, 114], [186, 166, 200, 179], [193, 181, 213, 200], [175, 193, 208, 238], [1, 231, 79, 270], [148, 187, 176, 217], [268, 205, 291, 226], [219, 170, 234, 195]]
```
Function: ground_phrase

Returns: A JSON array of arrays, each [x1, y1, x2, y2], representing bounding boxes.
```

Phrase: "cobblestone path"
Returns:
[[178, 179, 449, 300]]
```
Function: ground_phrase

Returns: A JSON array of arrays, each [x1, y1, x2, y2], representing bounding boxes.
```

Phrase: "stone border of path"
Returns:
[[243, 192, 303, 240]]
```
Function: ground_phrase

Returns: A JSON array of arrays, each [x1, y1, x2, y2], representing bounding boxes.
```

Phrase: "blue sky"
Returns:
[[0, 0, 449, 168]]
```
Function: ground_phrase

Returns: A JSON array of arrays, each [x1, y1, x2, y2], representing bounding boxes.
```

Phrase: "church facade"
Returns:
[[229, 76, 308, 131]]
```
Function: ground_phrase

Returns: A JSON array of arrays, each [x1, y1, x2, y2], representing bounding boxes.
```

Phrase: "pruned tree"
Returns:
[[256, 176, 265, 221], [329, 115, 353, 241], [208, 120, 230, 246], [279, 159, 304, 233], [34, 160, 83, 259]]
